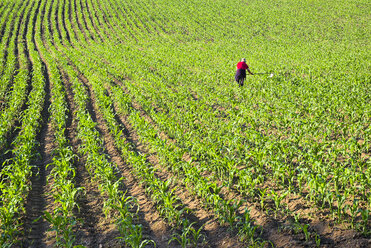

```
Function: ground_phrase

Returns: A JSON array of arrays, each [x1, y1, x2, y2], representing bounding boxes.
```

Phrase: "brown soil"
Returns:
[[62, 40, 371, 247], [108, 79, 243, 247], [74, 65, 171, 247], [62, 68, 119, 247], [22, 5, 54, 244], [108, 77, 371, 248], [106, 81, 242, 248], [2, 0, 369, 247]]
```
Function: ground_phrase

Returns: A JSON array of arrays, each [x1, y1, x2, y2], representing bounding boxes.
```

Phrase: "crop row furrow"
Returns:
[[71, 0, 90, 43], [82, 0, 104, 42], [97, 42, 369, 218], [45, 18, 151, 241], [52, 0, 64, 44], [0, 0, 369, 245], [75, 0, 96, 41], [68, 63, 153, 247], [0, 0, 47, 243], [33, 0, 82, 244], [59, 44, 210, 246], [75, 0, 100, 42], [62, 44, 270, 246], [112, 0, 160, 37], [0, 2, 15, 45], [0, 0, 28, 102], [0, 0, 35, 151], [59, 0, 72, 44], [97, 0, 139, 42], [64, 0, 80, 45], [87, 0, 118, 42], [77, 40, 369, 235]]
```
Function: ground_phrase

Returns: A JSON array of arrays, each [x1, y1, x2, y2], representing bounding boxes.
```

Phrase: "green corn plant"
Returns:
[[35, 1, 371, 244], [349, 199, 359, 228], [336, 194, 346, 220], [43, 211, 77, 248], [356, 209, 370, 235], [188, 223, 205, 247], [291, 213, 302, 234], [258, 188, 268, 210], [217, 199, 242, 229], [169, 219, 193, 248], [116, 220, 155, 248], [302, 223, 310, 241], [270, 189, 288, 212], [315, 233, 321, 247], [237, 209, 260, 244], [323, 191, 334, 211]]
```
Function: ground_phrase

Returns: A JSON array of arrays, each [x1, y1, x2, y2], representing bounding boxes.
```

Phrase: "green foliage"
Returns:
[[0, 0, 369, 245]]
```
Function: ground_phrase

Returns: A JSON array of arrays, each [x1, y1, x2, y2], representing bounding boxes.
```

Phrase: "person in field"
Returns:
[[235, 58, 253, 86]]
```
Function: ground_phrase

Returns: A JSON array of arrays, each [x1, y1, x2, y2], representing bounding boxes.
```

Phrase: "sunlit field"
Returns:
[[0, 0, 370, 247]]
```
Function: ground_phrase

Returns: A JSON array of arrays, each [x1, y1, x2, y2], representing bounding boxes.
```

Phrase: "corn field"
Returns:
[[0, 0, 370, 247]]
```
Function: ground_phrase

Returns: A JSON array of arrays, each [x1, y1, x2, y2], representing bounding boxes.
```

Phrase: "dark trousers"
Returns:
[[235, 69, 246, 86]]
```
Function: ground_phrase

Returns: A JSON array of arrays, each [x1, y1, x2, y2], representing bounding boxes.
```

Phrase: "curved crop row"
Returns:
[[0, 0, 46, 244], [66, 53, 207, 247], [0, 0, 369, 245], [34, 0, 82, 245], [0, 0, 28, 101], [0, 2, 31, 150], [65, 22, 369, 240], [61, 43, 267, 246]]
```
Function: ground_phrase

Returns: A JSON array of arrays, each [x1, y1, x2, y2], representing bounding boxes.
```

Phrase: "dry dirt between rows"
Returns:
[[7, 0, 369, 246], [109, 78, 245, 248], [71, 50, 371, 247], [23, 48, 370, 248], [108, 76, 371, 248], [73, 69, 170, 247], [19, 61, 371, 248], [58, 59, 245, 247], [62, 69, 121, 247]]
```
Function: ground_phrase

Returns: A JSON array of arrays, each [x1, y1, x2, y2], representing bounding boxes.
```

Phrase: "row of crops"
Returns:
[[0, 0, 370, 247]]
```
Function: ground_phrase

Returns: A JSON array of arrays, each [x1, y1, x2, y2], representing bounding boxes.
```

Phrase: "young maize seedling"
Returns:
[[302, 223, 310, 241], [169, 219, 193, 248], [270, 189, 288, 212], [357, 209, 370, 235], [349, 199, 359, 228], [189, 223, 206, 247], [258, 188, 268, 210], [315, 233, 321, 247]]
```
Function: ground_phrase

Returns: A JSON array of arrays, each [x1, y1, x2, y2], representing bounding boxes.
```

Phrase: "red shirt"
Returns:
[[237, 61, 248, 70]]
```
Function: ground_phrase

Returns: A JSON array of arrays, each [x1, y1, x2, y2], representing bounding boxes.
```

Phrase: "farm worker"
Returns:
[[235, 58, 253, 86]]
